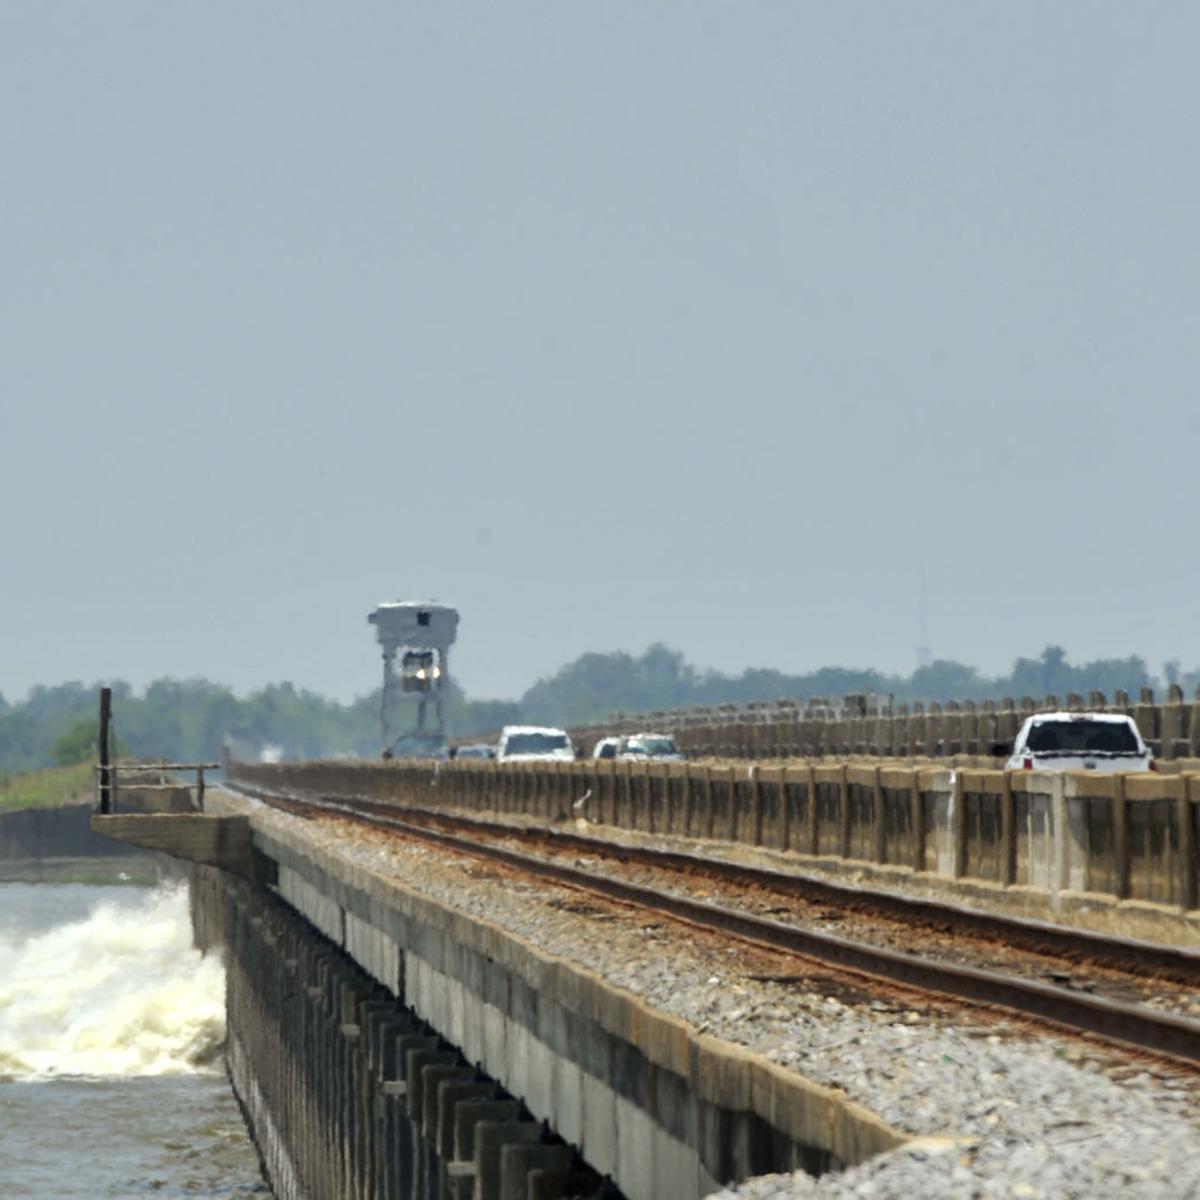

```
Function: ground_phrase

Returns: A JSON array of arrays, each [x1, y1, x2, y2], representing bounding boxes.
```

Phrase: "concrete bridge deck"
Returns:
[[93, 764, 1200, 1198], [141, 783, 908, 1198]]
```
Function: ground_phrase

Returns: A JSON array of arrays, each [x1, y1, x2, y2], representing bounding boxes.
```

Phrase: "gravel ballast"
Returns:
[[227, 791, 1200, 1198]]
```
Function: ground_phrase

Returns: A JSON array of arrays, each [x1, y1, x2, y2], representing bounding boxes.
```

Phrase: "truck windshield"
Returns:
[[505, 733, 569, 754], [1025, 720, 1140, 755]]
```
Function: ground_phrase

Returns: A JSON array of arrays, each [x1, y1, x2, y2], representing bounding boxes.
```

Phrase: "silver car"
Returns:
[[616, 733, 685, 763]]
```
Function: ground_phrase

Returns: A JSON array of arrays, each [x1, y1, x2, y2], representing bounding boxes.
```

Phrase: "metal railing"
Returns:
[[93, 760, 221, 814], [92, 685, 221, 814]]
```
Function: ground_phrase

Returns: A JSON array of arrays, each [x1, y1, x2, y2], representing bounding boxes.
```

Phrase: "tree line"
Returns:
[[0, 678, 520, 775], [0, 644, 1192, 774], [517, 643, 1186, 728]]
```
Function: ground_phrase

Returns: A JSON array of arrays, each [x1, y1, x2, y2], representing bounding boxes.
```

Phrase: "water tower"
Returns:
[[367, 601, 459, 756]]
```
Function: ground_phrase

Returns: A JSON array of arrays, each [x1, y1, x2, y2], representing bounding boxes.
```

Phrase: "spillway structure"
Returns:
[[368, 601, 459, 758]]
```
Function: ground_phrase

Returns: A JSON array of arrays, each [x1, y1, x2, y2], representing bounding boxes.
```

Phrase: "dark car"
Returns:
[[387, 733, 449, 761], [454, 743, 496, 760]]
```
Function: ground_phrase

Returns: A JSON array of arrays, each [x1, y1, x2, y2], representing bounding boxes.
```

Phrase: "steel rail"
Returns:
[[324, 796, 1200, 984], [232, 783, 1200, 1067]]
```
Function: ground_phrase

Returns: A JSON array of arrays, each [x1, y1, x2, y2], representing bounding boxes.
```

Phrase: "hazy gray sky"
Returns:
[[3, 3, 1197, 704]]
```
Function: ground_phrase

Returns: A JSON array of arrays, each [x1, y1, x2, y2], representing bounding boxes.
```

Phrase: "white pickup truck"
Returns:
[[496, 725, 575, 764], [1003, 711, 1155, 774]]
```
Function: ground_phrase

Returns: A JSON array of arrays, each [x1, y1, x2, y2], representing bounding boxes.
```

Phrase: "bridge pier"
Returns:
[[197, 867, 617, 1200]]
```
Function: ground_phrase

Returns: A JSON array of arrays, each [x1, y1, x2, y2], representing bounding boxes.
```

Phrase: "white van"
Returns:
[[496, 725, 575, 764]]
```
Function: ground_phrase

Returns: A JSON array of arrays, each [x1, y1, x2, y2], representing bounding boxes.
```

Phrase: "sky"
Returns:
[[2, 3, 1197, 705]]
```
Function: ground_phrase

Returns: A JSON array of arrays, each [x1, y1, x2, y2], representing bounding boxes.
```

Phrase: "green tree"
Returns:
[[51, 716, 129, 766], [906, 660, 987, 702]]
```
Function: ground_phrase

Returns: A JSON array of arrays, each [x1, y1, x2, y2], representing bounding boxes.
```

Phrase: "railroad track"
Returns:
[[228, 782, 1200, 1069]]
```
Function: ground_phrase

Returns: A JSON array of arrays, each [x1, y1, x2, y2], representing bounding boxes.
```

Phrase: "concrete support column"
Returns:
[[498, 1143, 574, 1200], [438, 1082, 498, 1160], [474, 1121, 542, 1200], [406, 1048, 460, 1199]]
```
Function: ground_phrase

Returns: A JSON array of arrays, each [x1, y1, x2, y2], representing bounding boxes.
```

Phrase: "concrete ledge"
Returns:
[[91, 813, 273, 883], [0, 803, 161, 883]]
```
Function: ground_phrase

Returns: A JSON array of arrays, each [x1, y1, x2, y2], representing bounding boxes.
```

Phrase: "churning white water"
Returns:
[[0, 884, 226, 1079], [0, 882, 267, 1197]]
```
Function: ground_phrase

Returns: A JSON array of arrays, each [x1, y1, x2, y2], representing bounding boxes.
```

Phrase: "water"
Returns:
[[0, 882, 270, 1198]]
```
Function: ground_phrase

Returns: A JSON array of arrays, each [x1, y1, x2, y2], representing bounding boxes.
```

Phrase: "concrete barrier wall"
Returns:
[[0, 803, 132, 861], [229, 760, 1200, 923], [569, 686, 1200, 763], [0, 803, 161, 882], [205, 788, 907, 1199]]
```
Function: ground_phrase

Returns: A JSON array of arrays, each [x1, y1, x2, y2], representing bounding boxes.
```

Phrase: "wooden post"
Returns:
[[636, 761, 652, 833], [97, 686, 113, 814], [778, 767, 792, 851], [953, 771, 967, 878], [910, 769, 924, 871], [197, 765, 206, 811], [750, 766, 763, 846], [872, 766, 886, 864], [806, 764, 818, 855], [1113, 775, 1130, 900], [1178, 784, 1196, 912], [702, 765, 714, 840], [1001, 770, 1016, 886], [838, 764, 850, 858]]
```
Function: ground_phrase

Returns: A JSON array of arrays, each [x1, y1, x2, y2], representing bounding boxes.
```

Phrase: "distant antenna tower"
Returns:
[[916, 567, 932, 668], [367, 601, 459, 756]]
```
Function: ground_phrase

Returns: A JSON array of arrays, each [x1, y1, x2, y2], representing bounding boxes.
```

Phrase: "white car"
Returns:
[[592, 736, 621, 761], [496, 725, 575, 764], [1004, 712, 1155, 774], [616, 733, 685, 762]]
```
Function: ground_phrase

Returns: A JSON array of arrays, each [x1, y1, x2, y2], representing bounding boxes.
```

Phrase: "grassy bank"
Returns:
[[0, 762, 93, 814]]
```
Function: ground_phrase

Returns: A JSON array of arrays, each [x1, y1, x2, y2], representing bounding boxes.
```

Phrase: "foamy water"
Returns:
[[0, 882, 268, 1196], [0, 884, 226, 1079]]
